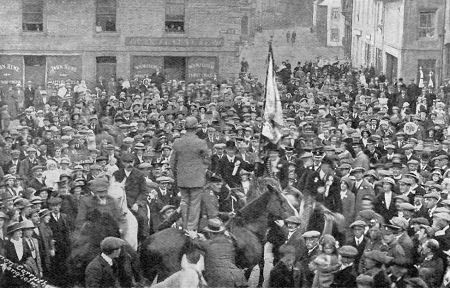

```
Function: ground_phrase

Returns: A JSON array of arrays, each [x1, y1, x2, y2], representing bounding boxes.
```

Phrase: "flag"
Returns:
[[262, 45, 283, 144]]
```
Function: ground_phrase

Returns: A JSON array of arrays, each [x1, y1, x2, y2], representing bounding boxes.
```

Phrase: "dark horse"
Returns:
[[140, 178, 298, 283], [66, 209, 142, 287]]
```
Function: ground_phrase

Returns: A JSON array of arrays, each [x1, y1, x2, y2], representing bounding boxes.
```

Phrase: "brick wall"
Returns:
[[0, 0, 247, 84]]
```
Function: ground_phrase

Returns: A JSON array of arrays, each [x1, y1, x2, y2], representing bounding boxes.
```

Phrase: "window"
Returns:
[[331, 8, 340, 20], [165, 0, 185, 33], [23, 0, 43, 32], [331, 28, 340, 42], [418, 11, 435, 38], [96, 56, 117, 83], [96, 0, 116, 32]]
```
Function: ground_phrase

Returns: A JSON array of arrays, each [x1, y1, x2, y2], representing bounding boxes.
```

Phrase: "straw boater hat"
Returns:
[[203, 218, 225, 233]]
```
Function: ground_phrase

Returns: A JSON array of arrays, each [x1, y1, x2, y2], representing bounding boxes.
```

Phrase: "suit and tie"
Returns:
[[347, 236, 368, 266]]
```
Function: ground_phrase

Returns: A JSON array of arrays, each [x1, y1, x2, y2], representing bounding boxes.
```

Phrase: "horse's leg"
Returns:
[[258, 257, 265, 288]]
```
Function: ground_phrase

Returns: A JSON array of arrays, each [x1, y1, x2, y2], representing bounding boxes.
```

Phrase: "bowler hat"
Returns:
[[225, 140, 237, 150], [203, 218, 225, 233]]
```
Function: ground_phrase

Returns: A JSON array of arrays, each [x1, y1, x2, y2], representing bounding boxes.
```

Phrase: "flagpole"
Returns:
[[256, 36, 275, 160]]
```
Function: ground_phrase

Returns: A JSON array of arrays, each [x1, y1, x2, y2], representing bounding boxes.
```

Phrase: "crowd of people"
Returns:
[[0, 54, 449, 288]]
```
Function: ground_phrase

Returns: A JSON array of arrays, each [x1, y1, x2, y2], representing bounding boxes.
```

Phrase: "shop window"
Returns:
[[330, 28, 340, 42], [23, 0, 43, 32], [96, 0, 116, 32], [418, 11, 435, 38], [24, 56, 46, 87], [165, 0, 185, 33]]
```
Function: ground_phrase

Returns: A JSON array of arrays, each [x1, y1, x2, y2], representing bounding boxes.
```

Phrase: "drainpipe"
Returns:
[[440, 0, 447, 85]]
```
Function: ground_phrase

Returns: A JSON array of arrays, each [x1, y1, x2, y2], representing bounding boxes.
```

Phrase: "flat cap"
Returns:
[[398, 202, 415, 211], [31, 165, 45, 172], [350, 166, 366, 174], [299, 152, 313, 159], [410, 217, 429, 226], [100, 236, 124, 251], [47, 197, 62, 206], [389, 217, 408, 230], [156, 176, 174, 183], [434, 212, 450, 222], [302, 230, 321, 238], [214, 143, 226, 149], [350, 220, 366, 228], [356, 274, 373, 285], [339, 245, 358, 258], [381, 177, 395, 186], [137, 163, 152, 169], [423, 191, 440, 200], [364, 250, 393, 264]]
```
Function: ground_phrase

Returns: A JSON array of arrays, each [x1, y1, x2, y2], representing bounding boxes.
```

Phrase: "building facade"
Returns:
[[351, 0, 445, 86], [0, 0, 253, 88], [341, 0, 353, 58], [313, 0, 345, 47]]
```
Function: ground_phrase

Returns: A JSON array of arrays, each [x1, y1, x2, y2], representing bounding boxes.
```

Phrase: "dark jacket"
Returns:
[[85, 255, 118, 288], [331, 264, 357, 288], [217, 156, 254, 188], [113, 169, 148, 207]]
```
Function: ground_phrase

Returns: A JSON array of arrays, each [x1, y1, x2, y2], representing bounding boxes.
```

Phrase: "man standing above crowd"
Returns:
[[170, 116, 211, 231]]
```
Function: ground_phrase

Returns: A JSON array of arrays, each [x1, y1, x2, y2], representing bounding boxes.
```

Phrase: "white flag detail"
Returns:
[[262, 47, 283, 143]]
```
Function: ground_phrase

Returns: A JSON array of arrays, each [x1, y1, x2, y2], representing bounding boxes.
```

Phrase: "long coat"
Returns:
[[85, 255, 118, 288], [352, 179, 374, 214], [170, 132, 210, 188], [48, 212, 71, 286], [38, 222, 55, 274]]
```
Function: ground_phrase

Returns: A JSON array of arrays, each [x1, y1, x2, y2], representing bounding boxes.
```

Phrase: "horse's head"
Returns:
[[266, 183, 298, 220]]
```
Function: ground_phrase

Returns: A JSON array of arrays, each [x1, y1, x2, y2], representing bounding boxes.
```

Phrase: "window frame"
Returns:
[[22, 0, 44, 32], [96, 0, 117, 33], [331, 8, 340, 21], [330, 28, 340, 42], [418, 10, 436, 39], [165, 0, 186, 34]]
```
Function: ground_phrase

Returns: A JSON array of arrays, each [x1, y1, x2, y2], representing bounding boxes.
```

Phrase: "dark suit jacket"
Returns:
[[48, 213, 71, 262], [374, 192, 397, 222], [331, 265, 357, 288], [85, 255, 118, 288], [346, 236, 369, 265], [19, 157, 40, 180], [217, 156, 254, 188], [113, 168, 148, 207], [254, 157, 289, 189]]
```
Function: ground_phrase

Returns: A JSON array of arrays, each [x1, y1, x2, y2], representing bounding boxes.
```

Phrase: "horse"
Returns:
[[140, 177, 298, 284], [66, 209, 142, 287], [108, 178, 139, 250]]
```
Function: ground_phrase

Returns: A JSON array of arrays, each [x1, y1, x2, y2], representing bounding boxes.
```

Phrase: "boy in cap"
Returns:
[[85, 236, 124, 288]]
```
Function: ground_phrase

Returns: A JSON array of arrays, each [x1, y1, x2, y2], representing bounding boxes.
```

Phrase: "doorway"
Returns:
[[164, 56, 185, 80], [385, 53, 398, 83], [96, 56, 117, 83], [24, 55, 46, 87]]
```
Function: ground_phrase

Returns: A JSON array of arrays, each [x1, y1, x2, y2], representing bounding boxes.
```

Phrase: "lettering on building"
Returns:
[[125, 37, 225, 47]]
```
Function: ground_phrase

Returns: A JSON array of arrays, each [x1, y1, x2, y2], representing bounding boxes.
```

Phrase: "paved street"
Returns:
[[240, 26, 344, 81]]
